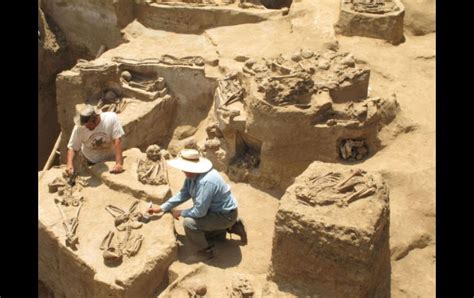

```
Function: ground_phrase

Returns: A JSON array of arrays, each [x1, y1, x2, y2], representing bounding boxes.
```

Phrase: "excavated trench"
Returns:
[[38, 7, 88, 169], [38, 0, 435, 296]]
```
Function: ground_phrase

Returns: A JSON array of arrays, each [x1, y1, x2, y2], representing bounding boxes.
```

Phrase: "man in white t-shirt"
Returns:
[[66, 105, 125, 175]]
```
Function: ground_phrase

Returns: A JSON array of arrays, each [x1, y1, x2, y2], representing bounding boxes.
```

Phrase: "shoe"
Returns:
[[206, 231, 227, 242], [227, 219, 247, 245], [185, 246, 214, 263]]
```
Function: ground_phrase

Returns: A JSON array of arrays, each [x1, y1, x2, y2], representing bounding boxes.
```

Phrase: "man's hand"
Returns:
[[110, 163, 124, 174], [171, 209, 181, 220], [147, 206, 162, 214], [65, 165, 74, 177]]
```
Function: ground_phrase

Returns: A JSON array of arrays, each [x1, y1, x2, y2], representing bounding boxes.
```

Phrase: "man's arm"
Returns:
[[110, 137, 123, 173], [66, 149, 75, 176], [180, 182, 215, 218], [149, 180, 192, 214], [66, 126, 81, 176]]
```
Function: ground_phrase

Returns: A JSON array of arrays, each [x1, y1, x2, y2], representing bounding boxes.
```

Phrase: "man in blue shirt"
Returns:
[[148, 149, 247, 261]]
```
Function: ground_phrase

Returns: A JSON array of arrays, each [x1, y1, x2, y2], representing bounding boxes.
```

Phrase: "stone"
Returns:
[[183, 137, 199, 150], [235, 55, 250, 62], [291, 52, 302, 62], [301, 48, 314, 59], [318, 59, 330, 70], [205, 138, 221, 150], [244, 59, 257, 68]]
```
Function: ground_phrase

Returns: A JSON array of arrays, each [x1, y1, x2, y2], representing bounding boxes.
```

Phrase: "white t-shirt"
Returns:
[[67, 112, 125, 163]]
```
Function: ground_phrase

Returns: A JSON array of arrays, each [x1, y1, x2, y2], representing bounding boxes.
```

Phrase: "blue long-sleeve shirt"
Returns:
[[160, 169, 238, 218]]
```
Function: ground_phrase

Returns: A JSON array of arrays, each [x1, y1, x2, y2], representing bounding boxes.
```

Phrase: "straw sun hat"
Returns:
[[168, 149, 213, 174]]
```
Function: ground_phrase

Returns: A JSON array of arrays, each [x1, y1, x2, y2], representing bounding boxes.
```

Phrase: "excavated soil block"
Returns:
[[329, 69, 370, 102], [89, 148, 171, 203], [334, 0, 405, 44], [211, 49, 400, 190], [137, 2, 283, 33], [161, 263, 288, 297], [270, 161, 391, 297], [39, 167, 177, 297], [56, 68, 176, 163], [56, 58, 216, 164]]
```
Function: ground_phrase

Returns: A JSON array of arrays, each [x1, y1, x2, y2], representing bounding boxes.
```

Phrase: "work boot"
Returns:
[[227, 219, 247, 245], [205, 230, 227, 242]]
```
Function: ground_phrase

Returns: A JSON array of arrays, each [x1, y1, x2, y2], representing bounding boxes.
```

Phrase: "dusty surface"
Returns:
[[391, 244, 435, 298], [166, 164, 281, 275], [39, 0, 435, 296], [335, 33, 435, 297], [401, 0, 435, 36]]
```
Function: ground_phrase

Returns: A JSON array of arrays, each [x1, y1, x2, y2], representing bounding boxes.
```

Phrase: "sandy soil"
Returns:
[[39, 0, 435, 295], [164, 6, 435, 297]]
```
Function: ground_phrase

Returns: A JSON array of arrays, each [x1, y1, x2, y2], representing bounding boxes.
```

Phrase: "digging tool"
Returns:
[[68, 172, 79, 187], [39, 132, 62, 181]]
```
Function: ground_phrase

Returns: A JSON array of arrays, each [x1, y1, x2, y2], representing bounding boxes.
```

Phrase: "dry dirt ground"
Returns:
[[39, 0, 435, 296], [164, 2, 435, 296]]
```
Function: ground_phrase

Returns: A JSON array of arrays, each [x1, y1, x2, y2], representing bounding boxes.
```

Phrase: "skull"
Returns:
[[121, 71, 132, 81], [103, 247, 123, 263], [184, 138, 198, 150], [104, 90, 118, 101], [146, 145, 162, 161]]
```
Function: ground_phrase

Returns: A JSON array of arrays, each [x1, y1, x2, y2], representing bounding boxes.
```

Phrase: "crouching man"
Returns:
[[148, 149, 247, 262]]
